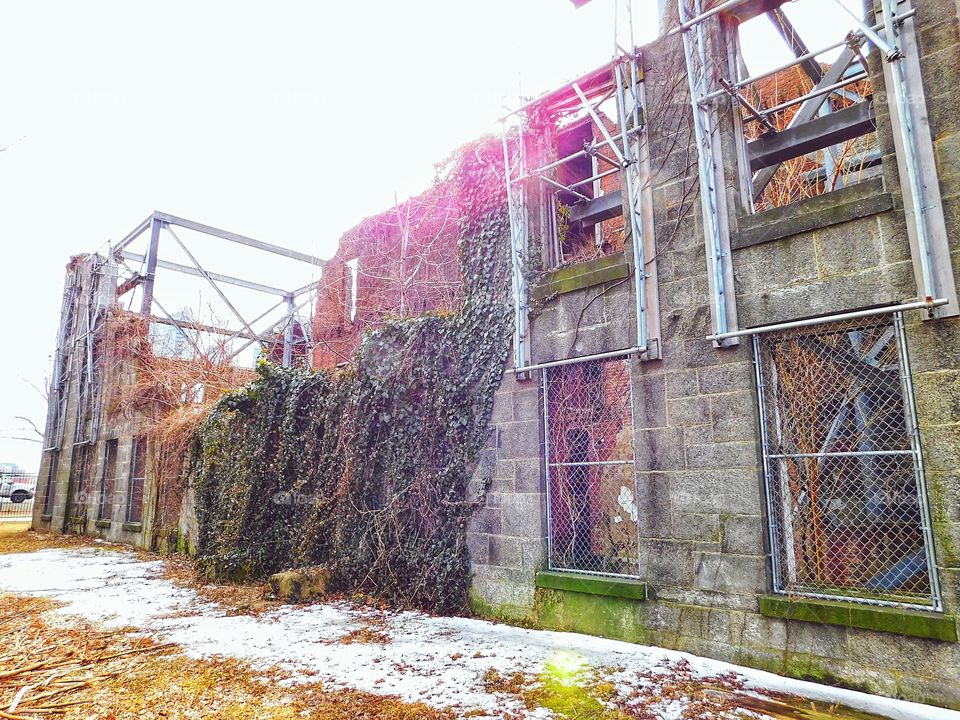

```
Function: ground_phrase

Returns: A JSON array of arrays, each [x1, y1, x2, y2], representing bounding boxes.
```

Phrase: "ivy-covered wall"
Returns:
[[185, 139, 514, 612]]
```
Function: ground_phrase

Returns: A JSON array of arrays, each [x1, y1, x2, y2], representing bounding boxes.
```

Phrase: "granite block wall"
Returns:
[[467, 1, 960, 708]]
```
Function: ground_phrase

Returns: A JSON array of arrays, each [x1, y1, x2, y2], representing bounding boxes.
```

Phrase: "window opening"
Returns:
[[98, 439, 118, 521], [126, 437, 147, 523], [544, 357, 638, 577], [346, 257, 360, 323], [754, 313, 941, 609]]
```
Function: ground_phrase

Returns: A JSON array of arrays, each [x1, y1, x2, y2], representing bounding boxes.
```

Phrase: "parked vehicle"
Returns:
[[0, 475, 35, 504]]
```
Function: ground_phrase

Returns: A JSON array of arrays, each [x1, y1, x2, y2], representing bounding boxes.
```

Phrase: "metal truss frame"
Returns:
[[111, 210, 324, 368]]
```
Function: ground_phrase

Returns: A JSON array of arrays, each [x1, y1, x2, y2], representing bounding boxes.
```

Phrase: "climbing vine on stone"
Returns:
[[187, 137, 513, 613]]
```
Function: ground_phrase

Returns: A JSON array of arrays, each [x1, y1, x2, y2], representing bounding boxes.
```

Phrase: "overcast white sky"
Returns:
[[0, 1, 861, 470]]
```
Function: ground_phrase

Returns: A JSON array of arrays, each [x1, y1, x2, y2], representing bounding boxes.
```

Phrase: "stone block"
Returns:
[[697, 363, 753, 395], [469, 506, 501, 535], [921, 44, 960, 105], [633, 427, 685, 472], [741, 613, 787, 649], [904, 316, 960, 374], [511, 386, 541, 422], [665, 369, 698, 398], [684, 337, 750, 369], [784, 622, 849, 661], [914, 370, 960, 427], [721, 514, 765, 555], [876, 211, 912, 264], [850, 628, 960, 679], [710, 390, 757, 443], [490, 392, 514, 424], [488, 535, 523, 568], [497, 420, 541, 460], [813, 219, 883, 279], [673, 469, 763, 515], [657, 245, 707, 284], [500, 492, 544, 538], [667, 396, 710, 427], [662, 305, 713, 345], [922, 424, 960, 472], [466, 532, 490, 566], [636, 472, 673, 539], [555, 288, 607, 328], [685, 441, 758, 470], [672, 513, 719, 543], [512, 458, 543, 494], [695, 553, 767, 595], [639, 539, 697, 587], [890, 673, 960, 712], [733, 234, 819, 294], [928, 471, 960, 526], [934, 132, 960, 180], [470, 565, 536, 618], [632, 373, 667, 429], [928, 91, 960, 160]]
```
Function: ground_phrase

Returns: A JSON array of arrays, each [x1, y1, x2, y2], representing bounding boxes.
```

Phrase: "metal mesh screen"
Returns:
[[544, 357, 637, 577], [754, 313, 941, 609]]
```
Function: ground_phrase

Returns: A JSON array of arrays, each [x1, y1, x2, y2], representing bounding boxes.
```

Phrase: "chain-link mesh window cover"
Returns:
[[755, 313, 940, 609], [544, 358, 637, 577]]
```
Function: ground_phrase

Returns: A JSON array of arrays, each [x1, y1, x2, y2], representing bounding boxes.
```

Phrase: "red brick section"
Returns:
[[311, 180, 462, 368]]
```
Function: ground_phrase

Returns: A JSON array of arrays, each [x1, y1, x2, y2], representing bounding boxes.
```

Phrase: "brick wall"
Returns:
[[311, 186, 461, 368]]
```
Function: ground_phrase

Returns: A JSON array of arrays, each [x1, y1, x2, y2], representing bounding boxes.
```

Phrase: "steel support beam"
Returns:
[[122, 251, 289, 297], [139, 216, 162, 315], [680, 0, 739, 345], [768, 8, 823, 84], [164, 225, 261, 342], [113, 215, 153, 255], [751, 46, 857, 199], [748, 101, 876, 171], [282, 294, 295, 368], [872, 0, 959, 317], [568, 192, 624, 225], [146, 314, 272, 343], [154, 211, 325, 267]]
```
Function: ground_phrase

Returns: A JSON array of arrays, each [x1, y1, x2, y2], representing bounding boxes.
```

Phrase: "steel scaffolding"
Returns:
[[501, 49, 652, 373], [674, 0, 957, 338]]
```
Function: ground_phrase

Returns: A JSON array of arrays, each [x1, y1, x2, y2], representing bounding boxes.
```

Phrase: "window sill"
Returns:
[[122, 522, 142, 533], [532, 255, 629, 301], [536, 570, 647, 601], [94, 519, 111, 529], [759, 594, 957, 643], [732, 177, 891, 250]]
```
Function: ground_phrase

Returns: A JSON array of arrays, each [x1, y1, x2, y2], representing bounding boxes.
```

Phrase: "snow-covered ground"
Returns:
[[0, 547, 956, 720]]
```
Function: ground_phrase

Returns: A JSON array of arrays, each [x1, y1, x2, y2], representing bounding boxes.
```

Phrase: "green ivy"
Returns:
[[187, 137, 513, 613]]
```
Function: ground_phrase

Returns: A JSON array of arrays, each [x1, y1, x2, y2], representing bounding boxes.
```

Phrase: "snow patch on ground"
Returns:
[[1, 547, 956, 719]]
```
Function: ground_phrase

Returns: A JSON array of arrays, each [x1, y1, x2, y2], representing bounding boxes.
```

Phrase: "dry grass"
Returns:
[[0, 592, 454, 720], [157, 554, 282, 616], [0, 524, 101, 555]]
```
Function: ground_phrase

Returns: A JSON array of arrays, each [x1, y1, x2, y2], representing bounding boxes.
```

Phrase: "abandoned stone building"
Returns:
[[33, 0, 960, 710]]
